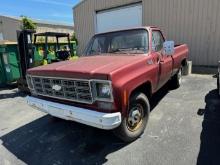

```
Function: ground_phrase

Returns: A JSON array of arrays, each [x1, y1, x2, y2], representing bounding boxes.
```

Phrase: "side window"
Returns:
[[152, 31, 164, 52]]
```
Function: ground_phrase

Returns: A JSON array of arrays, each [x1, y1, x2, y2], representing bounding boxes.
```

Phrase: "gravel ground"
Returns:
[[0, 74, 220, 165]]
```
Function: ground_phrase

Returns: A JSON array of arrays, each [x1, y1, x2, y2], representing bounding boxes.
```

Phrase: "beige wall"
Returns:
[[73, 0, 220, 66], [142, 0, 220, 66], [36, 24, 73, 42], [36, 23, 73, 34], [0, 16, 74, 42], [0, 16, 21, 41]]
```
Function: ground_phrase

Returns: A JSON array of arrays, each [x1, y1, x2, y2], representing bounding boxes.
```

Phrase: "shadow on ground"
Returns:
[[1, 116, 127, 165], [197, 89, 220, 165], [0, 84, 17, 90], [0, 84, 170, 165], [0, 90, 26, 99], [150, 83, 170, 111]]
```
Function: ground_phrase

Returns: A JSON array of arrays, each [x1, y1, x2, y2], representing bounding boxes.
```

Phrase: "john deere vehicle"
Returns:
[[17, 30, 77, 91], [33, 32, 75, 65]]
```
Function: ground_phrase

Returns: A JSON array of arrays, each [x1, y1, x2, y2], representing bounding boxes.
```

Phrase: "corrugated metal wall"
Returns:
[[74, 0, 220, 66], [73, 0, 141, 54]]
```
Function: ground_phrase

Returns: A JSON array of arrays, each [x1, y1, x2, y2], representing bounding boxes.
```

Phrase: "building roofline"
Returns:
[[0, 14, 73, 28], [72, 0, 142, 10], [72, 0, 87, 10]]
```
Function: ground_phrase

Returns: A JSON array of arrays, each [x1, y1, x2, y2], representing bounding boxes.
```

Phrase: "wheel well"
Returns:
[[130, 82, 152, 99], [181, 59, 187, 67]]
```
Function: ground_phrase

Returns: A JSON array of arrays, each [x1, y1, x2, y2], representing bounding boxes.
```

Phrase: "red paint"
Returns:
[[28, 27, 189, 116]]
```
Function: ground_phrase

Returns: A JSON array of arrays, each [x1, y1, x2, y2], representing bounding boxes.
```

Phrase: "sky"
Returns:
[[0, 0, 81, 25]]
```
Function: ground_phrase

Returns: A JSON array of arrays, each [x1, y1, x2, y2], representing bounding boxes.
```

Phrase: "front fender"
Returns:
[[111, 64, 158, 116]]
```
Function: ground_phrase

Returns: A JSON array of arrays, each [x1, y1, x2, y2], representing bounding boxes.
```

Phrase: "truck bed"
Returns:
[[172, 44, 189, 75]]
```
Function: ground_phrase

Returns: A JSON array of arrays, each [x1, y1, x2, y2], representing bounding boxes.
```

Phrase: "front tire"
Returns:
[[113, 93, 150, 142]]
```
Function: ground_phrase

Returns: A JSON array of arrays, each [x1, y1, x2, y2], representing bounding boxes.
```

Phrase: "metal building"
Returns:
[[73, 0, 220, 67], [0, 15, 74, 42]]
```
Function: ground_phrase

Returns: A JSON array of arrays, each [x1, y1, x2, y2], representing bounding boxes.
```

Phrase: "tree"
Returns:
[[70, 32, 78, 45], [21, 16, 36, 30]]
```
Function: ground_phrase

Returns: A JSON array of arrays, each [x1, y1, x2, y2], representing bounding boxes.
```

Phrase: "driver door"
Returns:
[[152, 31, 173, 89]]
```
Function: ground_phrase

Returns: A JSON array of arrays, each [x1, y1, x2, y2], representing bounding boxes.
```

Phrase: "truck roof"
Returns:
[[95, 26, 158, 35]]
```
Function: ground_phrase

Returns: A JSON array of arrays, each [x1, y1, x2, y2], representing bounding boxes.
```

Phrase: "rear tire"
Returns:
[[113, 93, 150, 143], [170, 67, 182, 89]]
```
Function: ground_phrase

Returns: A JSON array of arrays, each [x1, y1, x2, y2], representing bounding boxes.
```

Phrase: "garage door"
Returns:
[[96, 4, 142, 33]]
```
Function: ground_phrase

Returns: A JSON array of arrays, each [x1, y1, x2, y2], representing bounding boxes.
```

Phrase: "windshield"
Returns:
[[85, 29, 149, 56]]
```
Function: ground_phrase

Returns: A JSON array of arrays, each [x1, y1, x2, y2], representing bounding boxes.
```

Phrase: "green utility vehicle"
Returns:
[[33, 32, 76, 65], [17, 30, 77, 91]]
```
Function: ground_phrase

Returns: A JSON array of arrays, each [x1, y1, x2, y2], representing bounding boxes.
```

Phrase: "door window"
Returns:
[[152, 31, 164, 52]]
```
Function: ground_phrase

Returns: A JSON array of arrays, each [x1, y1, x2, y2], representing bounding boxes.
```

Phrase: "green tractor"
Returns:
[[17, 30, 77, 92], [33, 32, 77, 65]]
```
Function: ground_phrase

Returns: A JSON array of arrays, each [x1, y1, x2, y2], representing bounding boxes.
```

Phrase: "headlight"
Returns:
[[92, 80, 113, 101]]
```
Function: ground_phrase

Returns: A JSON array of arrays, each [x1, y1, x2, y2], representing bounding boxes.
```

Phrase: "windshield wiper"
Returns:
[[110, 48, 147, 54], [109, 48, 132, 54]]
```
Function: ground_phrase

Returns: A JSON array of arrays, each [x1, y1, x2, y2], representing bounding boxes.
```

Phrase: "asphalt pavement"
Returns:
[[0, 74, 220, 165]]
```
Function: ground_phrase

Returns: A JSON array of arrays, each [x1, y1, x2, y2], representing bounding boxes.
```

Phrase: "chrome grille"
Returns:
[[28, 76, 93, 104]]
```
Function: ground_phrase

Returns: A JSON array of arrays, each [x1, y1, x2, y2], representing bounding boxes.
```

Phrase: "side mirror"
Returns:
[[163, 41, 174, 56]]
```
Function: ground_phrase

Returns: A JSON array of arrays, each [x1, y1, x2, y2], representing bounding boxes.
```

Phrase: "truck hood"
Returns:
[[28, 55, 144, 79]]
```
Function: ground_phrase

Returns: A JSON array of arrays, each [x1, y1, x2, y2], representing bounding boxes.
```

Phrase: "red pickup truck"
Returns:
[[26, 27, 189, 142]]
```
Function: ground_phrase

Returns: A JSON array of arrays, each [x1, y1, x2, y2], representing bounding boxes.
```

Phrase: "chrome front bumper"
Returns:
[[26, 96, 121, 130]]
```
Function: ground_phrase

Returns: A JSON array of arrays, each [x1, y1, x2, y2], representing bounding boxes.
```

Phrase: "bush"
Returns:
[[70, 32, 78, 45], [21, 16, 36, 30]]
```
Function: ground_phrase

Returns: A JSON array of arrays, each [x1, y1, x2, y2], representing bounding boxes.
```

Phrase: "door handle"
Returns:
[[156, 57, 160, 64], [157, 57, 164, 64]]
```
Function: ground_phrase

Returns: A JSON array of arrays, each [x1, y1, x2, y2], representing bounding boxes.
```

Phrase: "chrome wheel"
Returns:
[[127, 104, 144, 132], [113, 93, 150, 142]]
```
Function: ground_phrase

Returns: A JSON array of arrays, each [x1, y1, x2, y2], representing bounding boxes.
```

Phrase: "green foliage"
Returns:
[[70, 32, 78, 45], [21, 16, 36, 30]]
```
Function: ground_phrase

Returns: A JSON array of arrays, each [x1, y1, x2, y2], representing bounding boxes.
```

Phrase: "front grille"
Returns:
[[28, 76, 93, 104]]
